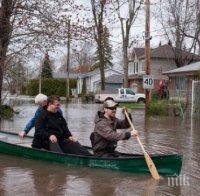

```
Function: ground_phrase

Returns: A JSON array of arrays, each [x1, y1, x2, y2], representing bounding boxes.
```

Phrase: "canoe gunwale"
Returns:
[[0, 129, 182, 159], [0, 137, 182, 161]]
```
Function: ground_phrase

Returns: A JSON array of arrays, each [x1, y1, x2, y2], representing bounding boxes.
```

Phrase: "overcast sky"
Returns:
[[29, 0, 165, 74]]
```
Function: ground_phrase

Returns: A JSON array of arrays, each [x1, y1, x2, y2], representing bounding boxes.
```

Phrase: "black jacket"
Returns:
[[32, 109, 72, 149]]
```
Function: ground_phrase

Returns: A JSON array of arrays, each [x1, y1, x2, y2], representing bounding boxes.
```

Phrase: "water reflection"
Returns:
[[0, 103, 200, 195], [1, 168, 36, 196], [0, 155, 161, 196]]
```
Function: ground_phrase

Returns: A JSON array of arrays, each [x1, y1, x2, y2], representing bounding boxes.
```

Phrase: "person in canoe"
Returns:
[[18, 93, 62, 139], [32, 95, 91, 156], [90, 99, 138, 157]]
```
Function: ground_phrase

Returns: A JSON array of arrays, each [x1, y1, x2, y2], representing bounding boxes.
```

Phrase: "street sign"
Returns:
[[143, 75, 154, 89]]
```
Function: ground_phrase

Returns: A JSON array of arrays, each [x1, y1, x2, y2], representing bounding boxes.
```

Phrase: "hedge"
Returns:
[[25, 78, 77, 96]]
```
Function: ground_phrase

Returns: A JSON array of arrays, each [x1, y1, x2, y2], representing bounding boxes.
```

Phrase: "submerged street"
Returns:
[[0, 102, 199, 195]]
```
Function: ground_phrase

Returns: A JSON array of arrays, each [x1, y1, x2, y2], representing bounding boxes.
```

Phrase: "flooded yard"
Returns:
[[0, 102, 199, 195]]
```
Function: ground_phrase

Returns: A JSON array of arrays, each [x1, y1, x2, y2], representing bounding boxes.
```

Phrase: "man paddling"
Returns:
[[90, 100, 138, 157]]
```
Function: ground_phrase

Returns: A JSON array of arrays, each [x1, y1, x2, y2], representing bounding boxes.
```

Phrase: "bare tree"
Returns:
[[4, 56, 26, 94], [154, 0, 200, 66], [0, 0, 87, 103], [0, 0, 61, 102], [112, 0, 143, 87], [181, 0, 200, 55], [58, 40, 94, 74], [72, 40, 94, 67], [90, 0, 108, 90]]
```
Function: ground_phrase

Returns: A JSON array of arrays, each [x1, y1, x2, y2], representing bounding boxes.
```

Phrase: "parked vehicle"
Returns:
[[95, 88, 145, 103]]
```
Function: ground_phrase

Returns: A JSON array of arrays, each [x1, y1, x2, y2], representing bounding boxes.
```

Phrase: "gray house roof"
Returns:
[[53, 72, 78, 79], [105, 74, 123, 84], [163, 61, 200, 75], [94, 74, 123, 84], [132, 48, 145, 60], [78, 68, 123, 78], [131, 44, 200, 61]]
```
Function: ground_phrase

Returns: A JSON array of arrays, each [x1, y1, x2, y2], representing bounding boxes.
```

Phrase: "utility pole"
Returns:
[[39, 75, 41, 93], [145, 0, 151, 110], [39, 67, 42, 94], [66, 20, 71, 102], [26, 68, 29, 95]]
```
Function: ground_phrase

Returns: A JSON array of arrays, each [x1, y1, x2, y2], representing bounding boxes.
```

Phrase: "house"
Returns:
[[77, 68, 123, 94], [128, 44, 200, 93], [52, 72, 78, 79], [95, 74, 123, 90], [163, 61, 200, 103]]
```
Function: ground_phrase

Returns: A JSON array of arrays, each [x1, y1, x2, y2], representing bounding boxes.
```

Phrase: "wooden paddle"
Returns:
[[124, 109, 161, 180]]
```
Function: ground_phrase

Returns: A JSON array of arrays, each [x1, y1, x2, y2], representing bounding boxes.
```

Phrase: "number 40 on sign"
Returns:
[[143, 75, 154, 89]]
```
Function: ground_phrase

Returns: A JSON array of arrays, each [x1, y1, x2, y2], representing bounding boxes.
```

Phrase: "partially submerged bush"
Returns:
[[81, 92, 94, 103], [0, 104, 14, 119], [147, 100, 168, 116], [151, 92, 159, 101], [147, 99, 188, 116]]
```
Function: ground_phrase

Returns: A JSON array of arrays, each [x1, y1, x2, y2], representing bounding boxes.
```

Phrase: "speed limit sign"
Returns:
[[143, 75, 154, 89]]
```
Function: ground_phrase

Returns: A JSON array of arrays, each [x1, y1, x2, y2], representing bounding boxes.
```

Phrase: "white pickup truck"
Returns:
[[95, 88, 145, 103]]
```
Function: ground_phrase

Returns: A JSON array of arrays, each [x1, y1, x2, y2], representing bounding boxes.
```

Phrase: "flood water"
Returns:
[[0, 102, 199, 196]]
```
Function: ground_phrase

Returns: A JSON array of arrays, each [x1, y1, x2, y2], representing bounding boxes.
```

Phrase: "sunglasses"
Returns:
[[107, 107, 117, 111]]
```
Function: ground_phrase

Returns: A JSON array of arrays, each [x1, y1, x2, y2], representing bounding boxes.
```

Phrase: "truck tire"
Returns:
[[137, 98, 145, 103]]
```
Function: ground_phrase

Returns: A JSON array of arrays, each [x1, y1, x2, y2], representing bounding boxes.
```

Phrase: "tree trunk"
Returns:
[[123, 44, 129, 88], [0, 0, 13, 103], [99, 51, 105, 90], [99, 23, 105, 90], [175, 25, 181, 49], [91, 0, 106, 91], [0, 65, 3, 102], [198, 40, 200, 55]]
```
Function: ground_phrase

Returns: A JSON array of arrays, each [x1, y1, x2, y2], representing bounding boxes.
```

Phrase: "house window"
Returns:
[[138, 61, 144, 73], [130, 61, 140, 74], [129, 62, 134, 74], [134, 63, 136, 73], [133, 61, 139, 74], [136, 62, 138, 73]]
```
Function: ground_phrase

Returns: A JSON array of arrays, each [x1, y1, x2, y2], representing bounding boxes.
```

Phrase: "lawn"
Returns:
[[118, 102, 145, 109]]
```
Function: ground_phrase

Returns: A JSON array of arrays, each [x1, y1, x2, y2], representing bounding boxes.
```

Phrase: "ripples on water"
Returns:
[[0, 103, 200, 195]]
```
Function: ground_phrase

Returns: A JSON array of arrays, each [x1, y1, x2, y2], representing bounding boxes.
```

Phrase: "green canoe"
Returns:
[[0, 130, 182, 176]]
